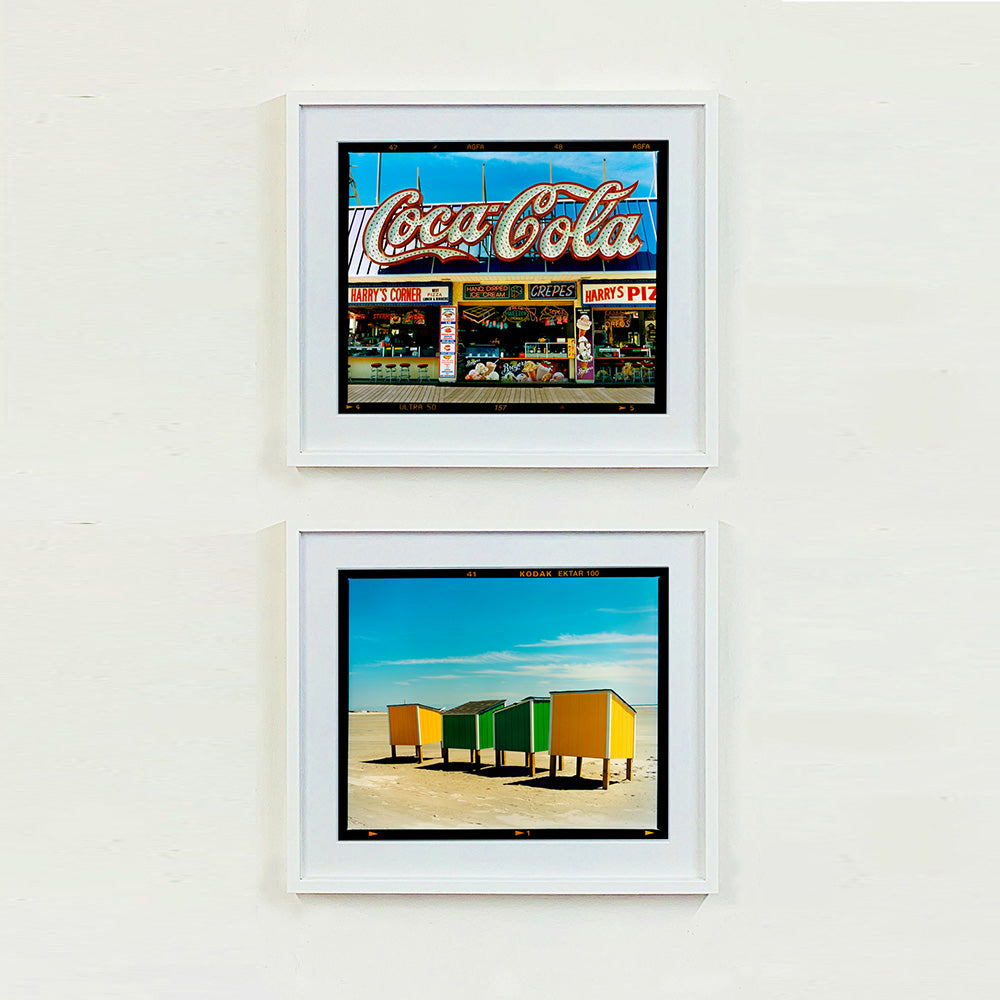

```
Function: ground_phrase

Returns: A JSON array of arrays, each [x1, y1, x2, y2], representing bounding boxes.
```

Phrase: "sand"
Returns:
[[346, 708, 658, 831]]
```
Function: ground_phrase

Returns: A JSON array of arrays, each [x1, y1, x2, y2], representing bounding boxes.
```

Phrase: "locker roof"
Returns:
[[497, 697, 550, 712], [443, 699, 506, 716], [549, 688, 636, 714], [386, 703, 441, 712]]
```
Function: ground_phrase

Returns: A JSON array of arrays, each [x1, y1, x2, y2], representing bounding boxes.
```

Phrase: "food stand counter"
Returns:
[[595, 354, 657, 384], [347, 355, 440, 382]]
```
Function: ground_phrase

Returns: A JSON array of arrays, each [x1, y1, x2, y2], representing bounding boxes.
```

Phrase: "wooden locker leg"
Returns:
[[575, 757, 583, 778], [529, 752, 535, 777], [602, 758, 610, 790], [549, 755, 556, 779], [416, 745, 423, 763], [443, 746, 449, 765], [390, 745, 396, 760], [626, 757, 633, 780]]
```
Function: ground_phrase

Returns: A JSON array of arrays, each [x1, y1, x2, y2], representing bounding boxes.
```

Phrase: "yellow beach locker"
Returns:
[[548, 689, 637, 789], [386, 703, 443, 763]]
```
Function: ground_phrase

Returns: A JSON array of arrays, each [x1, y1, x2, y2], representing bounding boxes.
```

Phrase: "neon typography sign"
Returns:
[[362, 181, 645, 267]]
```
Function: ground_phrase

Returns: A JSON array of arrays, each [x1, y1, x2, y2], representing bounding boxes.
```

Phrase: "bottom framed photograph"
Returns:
[[288, 527, 717, 894]]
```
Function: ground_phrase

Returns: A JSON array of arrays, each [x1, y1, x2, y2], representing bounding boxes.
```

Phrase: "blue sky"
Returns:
[[349, 150, 657, 207], [347, 574, 660, 711]]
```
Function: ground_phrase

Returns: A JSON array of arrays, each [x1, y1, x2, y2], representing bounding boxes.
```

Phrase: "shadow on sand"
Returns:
[[506, 774, 607, 790], [365, 757, 614, 789], [416, 760, 483, 773], [416, 762, 543, 780]]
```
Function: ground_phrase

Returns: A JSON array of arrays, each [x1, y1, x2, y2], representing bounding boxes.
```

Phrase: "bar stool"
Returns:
[[369, 362, 382, 383], [398, 362, 411, 383], [383, 363, 397, 383], [416, 364, 430, 383]]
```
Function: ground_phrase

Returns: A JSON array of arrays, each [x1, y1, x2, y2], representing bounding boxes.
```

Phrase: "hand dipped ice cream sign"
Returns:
[[362, 181, 644, 267]]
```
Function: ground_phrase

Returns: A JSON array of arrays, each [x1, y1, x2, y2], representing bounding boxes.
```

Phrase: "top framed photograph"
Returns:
[[287, 92, 718, 467]]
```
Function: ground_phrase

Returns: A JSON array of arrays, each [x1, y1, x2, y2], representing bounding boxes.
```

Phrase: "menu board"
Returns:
[[439, 306, 457, 382]]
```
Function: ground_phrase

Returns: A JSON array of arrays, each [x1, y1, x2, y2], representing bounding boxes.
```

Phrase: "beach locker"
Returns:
[[493, 698, 550, 774], [386, 703, 442, 763], [548, 689, 636, 789], [441, 699, 505, 766]]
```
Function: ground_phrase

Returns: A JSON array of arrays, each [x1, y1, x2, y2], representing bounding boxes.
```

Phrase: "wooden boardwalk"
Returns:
[[347, 383, 654, 405]]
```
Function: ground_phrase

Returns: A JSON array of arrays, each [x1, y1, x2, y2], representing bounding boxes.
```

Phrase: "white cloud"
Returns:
[[596, 606, 656, 615], [369, 650, 523, 667], [472, 658, 658, 682], [516, 632, 657, 648]]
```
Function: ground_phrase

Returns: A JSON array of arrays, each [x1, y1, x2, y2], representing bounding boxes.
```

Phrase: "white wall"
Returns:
[[3, 1, 999, 996]]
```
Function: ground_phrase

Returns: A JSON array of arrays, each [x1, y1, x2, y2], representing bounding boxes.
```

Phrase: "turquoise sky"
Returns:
[[347, 574, 660, 711]]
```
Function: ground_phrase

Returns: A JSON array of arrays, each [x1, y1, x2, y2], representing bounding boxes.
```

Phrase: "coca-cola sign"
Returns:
[[362, 181, 644, 268]]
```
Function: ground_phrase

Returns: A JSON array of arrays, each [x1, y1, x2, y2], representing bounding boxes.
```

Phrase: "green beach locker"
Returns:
[[441, 699, 505, 766], [493, 697, 550, 775]]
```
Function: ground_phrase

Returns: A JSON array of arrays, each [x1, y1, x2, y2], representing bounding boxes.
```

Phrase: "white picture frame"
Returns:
[[287, 527, 718, 894], [287, 92, 718, 468]]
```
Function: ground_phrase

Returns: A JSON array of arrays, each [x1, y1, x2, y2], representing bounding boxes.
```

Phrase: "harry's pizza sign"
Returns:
[[581, 281, 656, 306]]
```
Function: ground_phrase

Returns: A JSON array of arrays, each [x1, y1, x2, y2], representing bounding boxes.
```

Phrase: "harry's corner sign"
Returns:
[[348, 284, 451, 305]]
